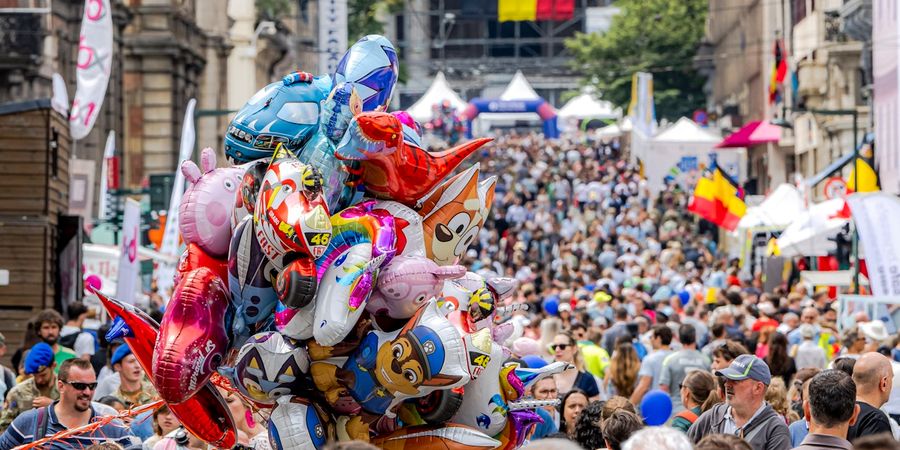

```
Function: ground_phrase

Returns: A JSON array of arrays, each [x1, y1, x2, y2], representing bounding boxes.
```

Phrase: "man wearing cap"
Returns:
[[109, 345, 157, 408], [0, 343, 60, 432], [687, 354, 791, 450]]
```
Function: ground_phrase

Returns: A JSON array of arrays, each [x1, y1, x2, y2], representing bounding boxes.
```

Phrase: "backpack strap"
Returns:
[[33, 406, 49, 440], [675, 409, 699, 423]]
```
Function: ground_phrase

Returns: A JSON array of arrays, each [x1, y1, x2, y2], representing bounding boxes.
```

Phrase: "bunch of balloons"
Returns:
[[97, 35, 567, 450]]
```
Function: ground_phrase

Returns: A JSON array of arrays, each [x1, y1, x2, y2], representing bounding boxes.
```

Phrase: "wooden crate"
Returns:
[[0, 99, 71, 362]]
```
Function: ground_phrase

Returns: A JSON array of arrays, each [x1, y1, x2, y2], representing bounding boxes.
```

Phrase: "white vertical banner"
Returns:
[[70, 0, 114, 140], [318, 0, 348, 74], [115, 198, 141, 305], [155, 98, 196, 299], [873, 0, 900, 195], [97, 131, 115, 220], [847, 192, 900, 297]]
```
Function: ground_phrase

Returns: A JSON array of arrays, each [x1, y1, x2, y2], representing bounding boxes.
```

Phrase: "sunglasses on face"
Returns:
[[62, 380, 98, 391], [551, 344, 572, 351]]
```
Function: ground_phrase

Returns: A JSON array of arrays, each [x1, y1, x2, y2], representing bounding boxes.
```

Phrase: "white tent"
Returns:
[[474, 71, 547, 133], [737, 184, 806, 229], [558, 93, 621, 120], [406, 71, 468, 123], [635, 117, 740, 196], [500, 70, 541, 101], [776, 198, 849, 257]]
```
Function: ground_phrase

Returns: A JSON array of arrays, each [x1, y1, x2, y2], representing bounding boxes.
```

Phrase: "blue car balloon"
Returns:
[[225, 73, 332, 164]]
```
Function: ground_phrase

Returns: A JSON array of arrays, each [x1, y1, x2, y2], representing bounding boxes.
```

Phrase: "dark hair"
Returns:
[[711, 323, 726, 338], [559, 389, 589, 435], [59, 358, 94, 382], [679, 324, 696, 345], [696, 434, 753, 450], [833, 357, 857, 377], [33, 309, 64, 329], [66, 302, 89, 321], [601, 410, 644, 450], [765, 333, 790, 378], [652, 324, 673, 346], [712, 341, 749, 362], [614, 307, 628, 320], [852, 433, 900, 450], [808, 370, 857, 428], [97, 395, 124, 408], [574, 401, 605, 450]]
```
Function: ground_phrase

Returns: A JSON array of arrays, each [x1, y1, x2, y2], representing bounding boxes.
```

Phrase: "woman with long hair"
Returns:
[[603, 337, 640, 398], [552, 332, 600, 400], [558, 389, 589, 438], [765, 332, 796, 385], [670, 370, 720, 432], [765, 378, 797, 423]]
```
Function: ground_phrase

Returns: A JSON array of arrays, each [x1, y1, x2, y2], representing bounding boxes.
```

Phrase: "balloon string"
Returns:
[[12, 400, 164, 450]]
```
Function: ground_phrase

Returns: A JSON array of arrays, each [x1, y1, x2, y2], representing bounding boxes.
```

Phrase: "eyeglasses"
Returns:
[[551, 344, 572, 351], [61, 380, 98, 391]]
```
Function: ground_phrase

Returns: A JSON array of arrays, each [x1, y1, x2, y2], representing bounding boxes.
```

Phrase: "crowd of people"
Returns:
[[0, 131, 898, 450]]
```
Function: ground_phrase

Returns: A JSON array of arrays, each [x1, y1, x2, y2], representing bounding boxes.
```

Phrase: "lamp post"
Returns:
[[772, 107, 861, 293]]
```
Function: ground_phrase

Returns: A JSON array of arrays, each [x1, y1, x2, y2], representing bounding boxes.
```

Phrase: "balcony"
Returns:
[[840, 0, 872, 43], [0, 12, 44, 73]]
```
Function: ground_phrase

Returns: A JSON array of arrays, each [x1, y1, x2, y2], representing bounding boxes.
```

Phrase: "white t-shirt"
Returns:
[[61, 325, 96, 357]]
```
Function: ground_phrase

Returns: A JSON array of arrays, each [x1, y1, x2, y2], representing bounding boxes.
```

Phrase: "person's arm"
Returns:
[[0, 411, 30, 449], [630, 375, 652, 405]]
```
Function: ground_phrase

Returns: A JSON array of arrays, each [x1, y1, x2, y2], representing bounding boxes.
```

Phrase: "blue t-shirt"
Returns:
[[0, 402, 139, 449], [789, 418, 809, 447], [530, 407, 559, 439]]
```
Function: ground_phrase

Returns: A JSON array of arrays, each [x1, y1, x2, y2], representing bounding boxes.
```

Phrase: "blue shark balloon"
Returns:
[[332, 35, 399, 112]]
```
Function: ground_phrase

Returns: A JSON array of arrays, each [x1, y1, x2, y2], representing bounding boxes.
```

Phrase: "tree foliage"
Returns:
[[565, 0, 708, 121]]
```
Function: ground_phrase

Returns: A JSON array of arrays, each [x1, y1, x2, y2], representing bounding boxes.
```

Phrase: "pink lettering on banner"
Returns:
[[77, 36, 94, 69], [86, 0, 104, 21]]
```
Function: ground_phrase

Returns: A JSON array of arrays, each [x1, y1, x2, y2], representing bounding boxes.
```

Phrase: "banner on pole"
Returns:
[[70, 0, 113, 140], [847, 192, 900, 296], [318, 0, 348, 74], [115, 198, 141, 305], [155, 98, 196, 299], [98, 131, 115, 220]]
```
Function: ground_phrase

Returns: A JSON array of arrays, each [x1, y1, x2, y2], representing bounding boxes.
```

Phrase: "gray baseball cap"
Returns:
[[715, 354, 772, 385]]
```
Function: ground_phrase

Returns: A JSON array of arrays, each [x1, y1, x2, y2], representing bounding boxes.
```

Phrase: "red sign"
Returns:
[[106, 156, 119, 190], [824, 177, 848, 199]]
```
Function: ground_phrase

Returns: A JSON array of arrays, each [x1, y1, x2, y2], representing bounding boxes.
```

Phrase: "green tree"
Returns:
[[566, 0, 707, 121]]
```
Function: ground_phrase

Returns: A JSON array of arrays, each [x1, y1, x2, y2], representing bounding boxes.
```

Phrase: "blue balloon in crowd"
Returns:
[[543, 296, 559, 316], [678, 290, 691, 306], [332, 35, 399, 112], [522, 355, 547, 369], [106, 316, 133, 342], [640, 390, 673, 426]]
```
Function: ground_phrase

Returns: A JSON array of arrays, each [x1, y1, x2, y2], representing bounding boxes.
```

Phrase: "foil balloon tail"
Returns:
[[92, 289, 237, 448], [372, 424, 500, 450]]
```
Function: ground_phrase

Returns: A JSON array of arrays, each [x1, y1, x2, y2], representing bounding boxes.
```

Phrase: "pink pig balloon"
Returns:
[[367, 255, 466, 321], [153, 267, 231, 404], [180, 147, 244, 258]]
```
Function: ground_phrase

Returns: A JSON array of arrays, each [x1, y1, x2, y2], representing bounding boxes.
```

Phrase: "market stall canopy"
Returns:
[[500, 70, 541, 101], [737, 183, 805, 229], [558, 93, 621, 120], [776, 198, 849, 257], [652, 117, 720, 143], [716, 120, 782, 148], [406, 71, 468, 122]]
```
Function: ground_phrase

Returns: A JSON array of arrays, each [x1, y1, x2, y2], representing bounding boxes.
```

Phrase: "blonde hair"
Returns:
[[765, 378, 798, 422], [609, 341, 640, 397]]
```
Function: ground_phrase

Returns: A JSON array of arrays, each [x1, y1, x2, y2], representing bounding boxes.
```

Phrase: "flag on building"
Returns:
[[769, 39, 788, 104], [498, 0, 574, 22], [687, 165, 747, 231]]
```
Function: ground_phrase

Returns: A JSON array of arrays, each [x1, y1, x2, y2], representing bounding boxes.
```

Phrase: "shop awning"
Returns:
[[715, 121, 782, 148]]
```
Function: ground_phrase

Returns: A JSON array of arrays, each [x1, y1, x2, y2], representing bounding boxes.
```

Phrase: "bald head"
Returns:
[[852, 352, 894, 406]]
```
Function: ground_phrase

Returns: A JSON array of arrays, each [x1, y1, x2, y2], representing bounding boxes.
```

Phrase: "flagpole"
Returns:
[[851, 109, 860, 294]]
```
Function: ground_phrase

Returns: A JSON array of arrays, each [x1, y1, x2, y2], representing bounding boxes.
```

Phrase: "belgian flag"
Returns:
[[687, 165, 747, 231]]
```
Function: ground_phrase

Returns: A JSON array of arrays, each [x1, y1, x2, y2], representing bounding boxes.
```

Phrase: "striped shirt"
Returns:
[[0, 402, 139, 449]]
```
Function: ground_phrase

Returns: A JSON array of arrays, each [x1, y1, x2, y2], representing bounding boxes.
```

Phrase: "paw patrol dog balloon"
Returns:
[[310, 299, 469, 417], [417, 164, 497, 266], [268, 396, 332, 450], [218, 331, 310, 405]]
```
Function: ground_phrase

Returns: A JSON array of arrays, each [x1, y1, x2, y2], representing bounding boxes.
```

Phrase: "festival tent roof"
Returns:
[[558, 93, 621, 120], [776, 198, 849, 257], [406, 71, 468, 122], [716, 120, 782, 148], [737, 183, 805, 229], [652, 117, 720, 143], [500, 70, 542, 101]]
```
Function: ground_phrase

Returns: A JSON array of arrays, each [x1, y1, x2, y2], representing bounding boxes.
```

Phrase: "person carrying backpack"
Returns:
[[60, 302, 97, 360]]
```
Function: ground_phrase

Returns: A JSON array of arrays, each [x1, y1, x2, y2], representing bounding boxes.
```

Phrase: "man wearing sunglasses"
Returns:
[[0, 358, 138, 448]]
